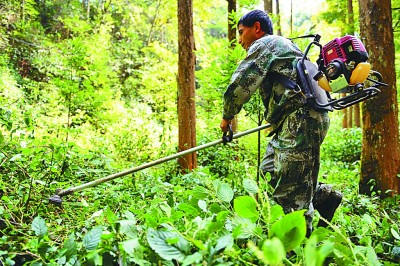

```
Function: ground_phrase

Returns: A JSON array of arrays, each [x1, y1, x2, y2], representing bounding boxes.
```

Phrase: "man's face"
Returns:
[[238, 23, 258, 51]]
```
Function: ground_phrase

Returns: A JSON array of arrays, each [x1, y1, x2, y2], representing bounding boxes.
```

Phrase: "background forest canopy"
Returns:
[[0, 0, 399, 159], [1, 0, 400, 265]]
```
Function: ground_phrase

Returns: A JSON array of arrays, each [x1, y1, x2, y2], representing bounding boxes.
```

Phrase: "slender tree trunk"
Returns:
[[348, 0, 361, 127], [86, 0, 90, 20], [264, 0, 273, 14], [348, 106, 353, 128], [178, 0, 197, 172], [354, 102, 361, 127], [275, 0, 282, 35], [227, 0, 238, 133], [227, 0, 236, 48], [358, 0, 400, 195], [342, 92, 348, 128], [290, 0, 293, 35]]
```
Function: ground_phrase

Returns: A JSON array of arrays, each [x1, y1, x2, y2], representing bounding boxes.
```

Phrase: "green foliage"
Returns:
[[321, 127, 362, 163], [0, 0, 399, 265]]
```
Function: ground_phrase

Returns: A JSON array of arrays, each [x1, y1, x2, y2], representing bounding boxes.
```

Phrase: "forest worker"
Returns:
[[219, 9, 342, 236]]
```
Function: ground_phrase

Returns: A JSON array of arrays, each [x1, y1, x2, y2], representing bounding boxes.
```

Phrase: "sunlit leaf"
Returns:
[[390, 228, 400, 240], [32, 216, 47, 238], [63, 234, 77, 259], [83, 227, 103, 251], [269, 210, 307, 252], [234, 196, 259, 222], [192, 186, 210, 199], [216, 182, 234, 203], [214, 234, 233, 252], [121, 238, 140, 256], [262, 237, 286, 265], [243, 178, 258, 194], [147, 228, 189, 261], [198, 200, 207, 212]]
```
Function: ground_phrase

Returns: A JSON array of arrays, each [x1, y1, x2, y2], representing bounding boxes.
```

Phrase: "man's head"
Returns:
[[237, 10, 273, 50]]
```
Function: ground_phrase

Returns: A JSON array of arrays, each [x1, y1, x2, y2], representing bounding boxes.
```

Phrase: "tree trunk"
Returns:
[[348, 0, 361, 127], [264, 0, 273, 14], [178, 0, 197, 172], [227, 0, 238, 133], [358, 0, 400, 196], [354, 102, 361, 127], [275, 0, 282, 35], [348, 105, 353, 128], [290, 0, 293, 35], [342, 93, 348, 128], [227, 0, 236, 48]]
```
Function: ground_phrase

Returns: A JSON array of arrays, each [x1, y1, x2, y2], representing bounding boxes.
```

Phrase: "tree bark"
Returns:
[[264, 0, 273, 14], [178, 0, 197, 172], [275, 0, 282, 35], [227, 0, 238, 133], [348, 0, 361, 127], [358, 0, 400, 195]]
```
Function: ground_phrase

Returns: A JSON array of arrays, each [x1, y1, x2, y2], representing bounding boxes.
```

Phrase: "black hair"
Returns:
[[238, 10, 273, 35]]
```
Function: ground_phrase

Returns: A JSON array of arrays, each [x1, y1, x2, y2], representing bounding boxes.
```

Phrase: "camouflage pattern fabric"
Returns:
[[259, 106, 330, 234], [223, 34, 305, 130], [222, 34, 331, 233]]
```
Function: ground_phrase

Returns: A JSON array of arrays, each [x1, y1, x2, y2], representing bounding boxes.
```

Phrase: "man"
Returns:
[[220, 10, 342, 235]]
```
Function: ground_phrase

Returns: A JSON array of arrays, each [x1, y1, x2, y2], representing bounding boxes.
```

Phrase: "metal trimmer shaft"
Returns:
[[49, 124, 271, 206]]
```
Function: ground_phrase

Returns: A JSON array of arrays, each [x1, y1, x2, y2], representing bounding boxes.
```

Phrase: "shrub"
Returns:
[[321, 127, 362, 163]]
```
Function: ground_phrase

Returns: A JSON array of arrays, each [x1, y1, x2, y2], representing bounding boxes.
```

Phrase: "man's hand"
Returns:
[[220, 119, 231, 132]]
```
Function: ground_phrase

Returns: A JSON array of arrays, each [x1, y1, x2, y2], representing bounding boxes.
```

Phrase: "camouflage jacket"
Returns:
[[223, 34, 306, 129]]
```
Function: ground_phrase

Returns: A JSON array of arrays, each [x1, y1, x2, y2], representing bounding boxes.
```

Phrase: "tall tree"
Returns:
[[227, 0, 239, 133], [348, 0, 361, 127], [358, 0, 400, 195], [178, 0, 197, 172], [275, 0, 282, 35], [264, 0, 273, 14]]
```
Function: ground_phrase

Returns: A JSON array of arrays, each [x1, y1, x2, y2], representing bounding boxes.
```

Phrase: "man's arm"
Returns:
[[222, 41, 271, 122]]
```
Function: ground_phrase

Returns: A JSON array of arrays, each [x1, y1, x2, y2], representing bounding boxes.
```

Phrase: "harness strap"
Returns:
[[268, 72, 302, 93]]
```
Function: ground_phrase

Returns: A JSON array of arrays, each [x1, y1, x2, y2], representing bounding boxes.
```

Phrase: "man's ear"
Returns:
[[254, 21, 261, 33]]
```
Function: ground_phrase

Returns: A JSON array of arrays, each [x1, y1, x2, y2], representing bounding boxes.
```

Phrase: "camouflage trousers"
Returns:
[[260, 106, 330, 234]]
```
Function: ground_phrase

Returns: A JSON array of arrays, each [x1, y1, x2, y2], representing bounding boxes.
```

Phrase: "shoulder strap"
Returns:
[[267, 72, 301, 93]]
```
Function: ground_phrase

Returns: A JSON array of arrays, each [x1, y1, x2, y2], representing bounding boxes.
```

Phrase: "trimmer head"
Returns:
[[49, 194, 63, 207]]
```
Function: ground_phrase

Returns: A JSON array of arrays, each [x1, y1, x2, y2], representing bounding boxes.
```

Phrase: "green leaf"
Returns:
[[231, 216, 256, 239], [390, 228, 400, 240], [269, 210, 307, 252], [83, 227, 103, 251], [147, 228, 189, 261], [268, 204, 284, 224], [178, 203, 199, 216], [365, 246, 380, 266], [31, 216, 47, 238], [305, 234, 334, 266], [182, 252, 202, 266], [214, 234, 233, 252], [243, 178, 258, 194], [121, 238, 140, 256], [192, 186, 210, 199], [216, 182, 234, 203], [198, 200, 207, 212], [63, 234, 77, 259], [234, 196, 259, 222], [262, 237, 286, 265]]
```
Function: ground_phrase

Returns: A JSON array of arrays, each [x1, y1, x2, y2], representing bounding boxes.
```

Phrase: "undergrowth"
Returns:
[[1, 118, 400, 266]]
